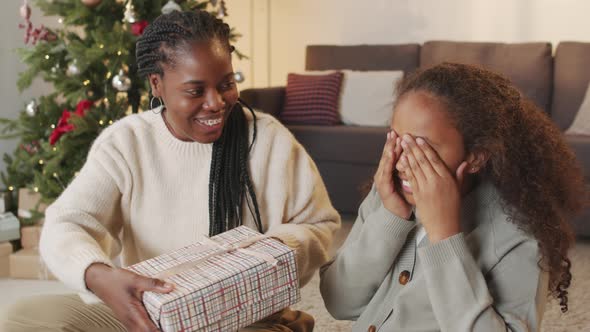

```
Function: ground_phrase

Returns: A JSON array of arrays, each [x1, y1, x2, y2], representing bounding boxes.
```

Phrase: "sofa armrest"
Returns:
[[240, 87, 286, 118]]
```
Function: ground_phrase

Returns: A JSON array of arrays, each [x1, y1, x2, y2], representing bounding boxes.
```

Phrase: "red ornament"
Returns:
[[49, 100, 93, 145], [131, 20, 149, 36], [75, 99, 93, 116], [49, 110, 74, 145]]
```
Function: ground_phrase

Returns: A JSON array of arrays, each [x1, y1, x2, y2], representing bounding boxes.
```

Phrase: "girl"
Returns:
[[0, 10, 339, 332], [320, 63, 585, 331]]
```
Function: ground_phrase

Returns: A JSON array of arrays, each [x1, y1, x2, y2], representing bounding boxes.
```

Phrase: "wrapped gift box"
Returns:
[[18, 188, 48, 224], [0, 241, 13, 277], [20, 225, 43, 249], [0, 212, 20, 243], [127, 226, 300, 332], [9, 248, 55, 280]]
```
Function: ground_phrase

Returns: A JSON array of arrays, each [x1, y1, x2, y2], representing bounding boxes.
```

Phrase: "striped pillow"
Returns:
[[281, 72, 343, 125]]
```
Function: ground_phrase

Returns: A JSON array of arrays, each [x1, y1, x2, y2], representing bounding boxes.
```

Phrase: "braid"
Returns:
[[209, 103, 263, 235], [137, 10, 261, 236], [136, 10, 232, 77]]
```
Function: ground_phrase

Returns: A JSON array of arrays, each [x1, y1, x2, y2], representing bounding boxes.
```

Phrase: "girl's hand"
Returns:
[[399, 135, 468, 243], [374, 130, 412, 219]]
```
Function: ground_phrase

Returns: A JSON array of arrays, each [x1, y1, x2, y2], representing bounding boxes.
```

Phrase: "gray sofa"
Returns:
[[240, 41, 590, 237]]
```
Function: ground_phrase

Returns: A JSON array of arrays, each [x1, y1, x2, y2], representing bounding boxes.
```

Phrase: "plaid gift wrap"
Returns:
[[126, 226, 300, 332]]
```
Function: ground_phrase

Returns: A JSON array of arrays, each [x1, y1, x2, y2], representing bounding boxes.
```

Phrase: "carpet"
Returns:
[[293, 240, 590, 331]]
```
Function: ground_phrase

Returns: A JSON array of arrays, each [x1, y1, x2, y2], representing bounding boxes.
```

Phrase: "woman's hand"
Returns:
[[85, 263, 174, 332], [399, 135, 468, 243], [374, 130, 412, 219]]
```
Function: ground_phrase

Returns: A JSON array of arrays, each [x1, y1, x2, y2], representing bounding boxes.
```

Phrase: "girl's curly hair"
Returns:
[[396, 62, 587, 313]]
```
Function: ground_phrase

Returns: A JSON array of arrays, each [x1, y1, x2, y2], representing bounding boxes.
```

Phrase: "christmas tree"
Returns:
[[0, 0, 241, 224]]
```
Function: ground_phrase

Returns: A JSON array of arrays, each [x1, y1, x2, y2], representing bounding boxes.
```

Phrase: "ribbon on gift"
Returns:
[[155, 234, 278, 280]]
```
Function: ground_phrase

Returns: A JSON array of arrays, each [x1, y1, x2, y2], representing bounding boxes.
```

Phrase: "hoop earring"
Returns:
[[150, 97, 164, 114]]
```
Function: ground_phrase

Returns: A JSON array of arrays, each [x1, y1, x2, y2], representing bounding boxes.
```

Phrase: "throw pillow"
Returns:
[[340, 70, 405, 127], [281, 72, 344, 125], [566, 83, 590, 135]]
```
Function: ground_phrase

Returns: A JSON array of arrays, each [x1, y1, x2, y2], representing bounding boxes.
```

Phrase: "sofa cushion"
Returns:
[[565, 134, 590, 178], [340, 70, 404, 127], [314, 161, 375, 214], [281, 72, 343, 125], [565, 82, 590, 135], [305, 44, 420, 73], [552, 42, 590, 130], [420, 41, 553, 112], [288, 125, 388, 164]]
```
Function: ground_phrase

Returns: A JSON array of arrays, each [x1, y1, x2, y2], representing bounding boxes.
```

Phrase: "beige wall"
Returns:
[[227, 0, 590, 88]]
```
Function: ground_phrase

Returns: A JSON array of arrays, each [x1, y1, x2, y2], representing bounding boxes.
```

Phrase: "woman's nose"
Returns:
[[203, 90, 226, 111]]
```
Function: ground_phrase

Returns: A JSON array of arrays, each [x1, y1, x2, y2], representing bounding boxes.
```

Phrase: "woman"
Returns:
[[0, 10, 339, 332]]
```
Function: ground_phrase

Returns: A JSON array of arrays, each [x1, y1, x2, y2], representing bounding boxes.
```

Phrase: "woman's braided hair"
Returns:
[[136, 10, 263, 236]]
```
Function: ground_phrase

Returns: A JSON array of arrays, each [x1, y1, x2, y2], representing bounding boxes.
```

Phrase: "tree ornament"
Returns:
[[21, 141, 39, 155], [217, 0, 227, 18], [234, 71, 245, 83], [123, 0, 138, 23], [131, 20, 149, 36], [25, 100, 37, 116], [18, 0, 56, 45], [112, 69, 131, 91], [66, 60, 80, 76], [20, 0, 31, 20], [162, 0, 181, 14], [81, 0, 102, 7]]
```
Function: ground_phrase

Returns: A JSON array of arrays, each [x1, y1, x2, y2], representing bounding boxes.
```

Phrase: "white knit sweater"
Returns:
[[40, 107, 340, 297]]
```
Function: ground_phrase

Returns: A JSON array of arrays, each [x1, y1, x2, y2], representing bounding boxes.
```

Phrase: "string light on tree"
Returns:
[[51, 63, 60, 76]]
